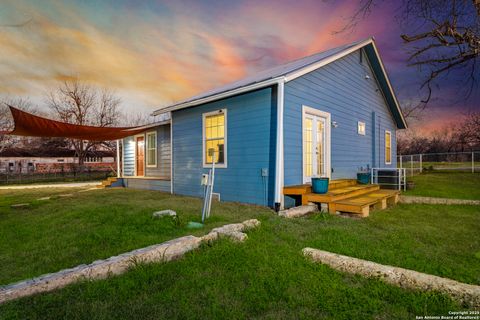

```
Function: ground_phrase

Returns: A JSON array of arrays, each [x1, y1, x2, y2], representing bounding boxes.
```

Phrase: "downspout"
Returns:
[[170, 114, 173, 194], [116, 139, 121, 178], [274, 79, 285, 211], [371, 112, 376, 168]]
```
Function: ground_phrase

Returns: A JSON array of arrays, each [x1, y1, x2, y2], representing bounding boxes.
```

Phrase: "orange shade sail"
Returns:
[[0, 106, 148, 141]]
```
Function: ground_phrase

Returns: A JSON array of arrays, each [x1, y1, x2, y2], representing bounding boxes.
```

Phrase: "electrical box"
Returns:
[[201, 173, 209, 185], [261, 168, 268, 177]]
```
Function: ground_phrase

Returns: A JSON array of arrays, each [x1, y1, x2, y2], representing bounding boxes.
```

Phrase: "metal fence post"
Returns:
[[473, 152, 475, 173], [410, 155, 413, 177], [399, 155, 403, 169], [419, 154, 423, 173]]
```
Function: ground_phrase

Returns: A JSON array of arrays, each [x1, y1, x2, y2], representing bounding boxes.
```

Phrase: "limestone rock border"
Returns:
[[0, 219, 260, 304], [303, 248, 480, 308], [400, 195, 480, 205], [278, 204, 318, 218]]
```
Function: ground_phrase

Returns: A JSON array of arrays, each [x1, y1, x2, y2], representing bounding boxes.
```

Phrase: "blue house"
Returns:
[[117, 38, 407, 211]]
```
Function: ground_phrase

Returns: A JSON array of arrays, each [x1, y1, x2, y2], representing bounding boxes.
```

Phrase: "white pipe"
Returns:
[[170, 115, 173, 194], [274, 80, 285, 210], [116, 139, 120, 178]]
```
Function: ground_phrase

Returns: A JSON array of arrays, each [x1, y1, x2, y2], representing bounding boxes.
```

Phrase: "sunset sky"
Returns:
[[0, 0, 478, 134]]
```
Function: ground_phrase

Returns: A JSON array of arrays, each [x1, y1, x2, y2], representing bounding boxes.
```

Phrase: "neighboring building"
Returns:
[[0, 148, 115, 173], [117, 38, 407, 209]]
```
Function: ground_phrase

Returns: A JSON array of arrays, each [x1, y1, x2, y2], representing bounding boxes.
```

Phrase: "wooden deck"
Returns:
[[283, 179, 399, 217]]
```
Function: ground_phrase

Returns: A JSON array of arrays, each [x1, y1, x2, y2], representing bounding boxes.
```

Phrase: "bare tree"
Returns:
[[47, 80, 121, 166], [0, 98, 39, 153], [338, 0, 480, 114], [397, 111, 480, 154]]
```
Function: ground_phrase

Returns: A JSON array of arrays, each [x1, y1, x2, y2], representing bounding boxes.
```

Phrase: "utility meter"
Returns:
[[201, 173, 209, 185]]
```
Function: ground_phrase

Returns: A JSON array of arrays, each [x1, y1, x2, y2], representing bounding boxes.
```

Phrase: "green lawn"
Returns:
[[1, 187, 479, 319], [0, 187, 267, 285], [404, 172, 480, 200]]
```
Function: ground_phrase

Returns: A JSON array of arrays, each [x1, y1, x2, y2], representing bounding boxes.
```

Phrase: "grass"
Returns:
[[1, 187, 479, 319], [0, 187, 268, 285], [404, 172, 480, 200]]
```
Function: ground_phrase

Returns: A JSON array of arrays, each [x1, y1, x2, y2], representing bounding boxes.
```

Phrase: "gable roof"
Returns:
[[153, 37, 407, 129]]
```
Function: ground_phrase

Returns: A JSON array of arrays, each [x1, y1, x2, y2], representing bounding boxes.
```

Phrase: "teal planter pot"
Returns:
[[312, 177, 329, 194], [357, 172, 371, 184]]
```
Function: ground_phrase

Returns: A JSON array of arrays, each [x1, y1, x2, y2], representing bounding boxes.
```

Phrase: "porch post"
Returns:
[[116, 139, 121, 178]]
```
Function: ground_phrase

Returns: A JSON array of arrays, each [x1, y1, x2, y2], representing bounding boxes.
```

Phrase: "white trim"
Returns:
[[145, 130, 157, 168], [121, 139, 125, 178], [133, 133, 145, 177], [202, 109, 227, 168], [153, 77, 284, 115], [274, 81, 285, 209], [358, 121, 366, 136], [385, 130, 392, 165], [385, 130, 392, 164], [124, 119, 170, 132], [116, 139, 121, 178], [170, 117, 173, 194], [368, 41, 407, 128], [302, 105, 331, 183]]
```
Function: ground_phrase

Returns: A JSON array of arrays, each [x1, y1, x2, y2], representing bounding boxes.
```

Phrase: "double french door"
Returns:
[[303, 107, 331, 183]]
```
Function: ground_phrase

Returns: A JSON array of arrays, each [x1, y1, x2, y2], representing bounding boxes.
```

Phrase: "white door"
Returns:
[[303, 106, 331, 183]]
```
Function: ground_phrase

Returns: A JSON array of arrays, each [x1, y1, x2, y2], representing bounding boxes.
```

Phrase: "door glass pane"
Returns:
[[316, 120, 324, 176], [304, 118, 313, 177]]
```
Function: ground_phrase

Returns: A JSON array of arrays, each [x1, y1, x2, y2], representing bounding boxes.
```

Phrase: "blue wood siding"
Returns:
[[122, 125, 171, 178], [123, 178, 170, 192], [172, 87, 277, 206], [145, 125, 171, 178], [284, 49, 397, 186]]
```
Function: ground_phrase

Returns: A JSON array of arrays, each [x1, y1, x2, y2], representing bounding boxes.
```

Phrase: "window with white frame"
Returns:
[[358, 121, 366, 135], [146, 131, 157, 167], [203, 109, 226, 167], [385, 130, 392, 164]]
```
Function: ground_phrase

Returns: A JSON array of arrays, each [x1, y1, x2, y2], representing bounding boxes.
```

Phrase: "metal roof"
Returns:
[[155, 39, 367, 112], [153, 37, 407, 128]]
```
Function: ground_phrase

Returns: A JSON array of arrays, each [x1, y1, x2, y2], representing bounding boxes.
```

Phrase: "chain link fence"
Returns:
[[0, 170, 113, 185], [398, 151, 480, 177]]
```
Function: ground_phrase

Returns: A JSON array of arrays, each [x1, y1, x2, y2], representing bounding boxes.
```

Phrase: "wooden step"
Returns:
[[283, 184, 312, 195], [331, 190, 400, 217], [303, 184, 380, 205], [328, 179, 358, 190], [283, 179, 358, 196], [107, 177, 118, 182]]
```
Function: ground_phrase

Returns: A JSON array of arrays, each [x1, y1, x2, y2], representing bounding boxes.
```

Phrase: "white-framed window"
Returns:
[[385, 130, 392, 164], [358, 121, 366, 135], [146, 131, 157, 167], [202, 109, 227, 168]]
